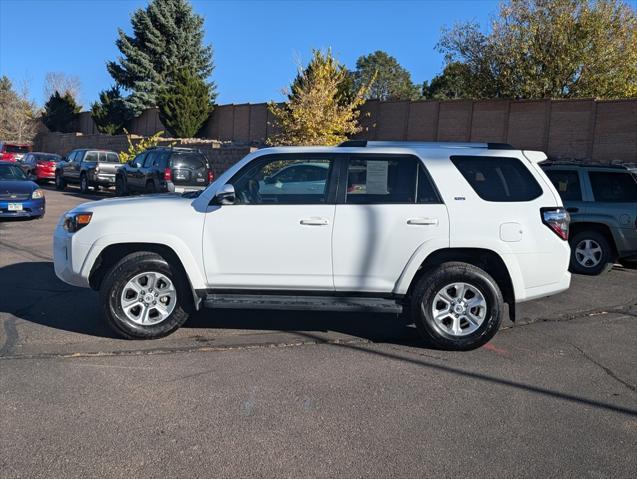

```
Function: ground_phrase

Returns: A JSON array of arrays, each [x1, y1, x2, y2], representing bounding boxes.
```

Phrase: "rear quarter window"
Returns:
[[451, 156, 543, 202]]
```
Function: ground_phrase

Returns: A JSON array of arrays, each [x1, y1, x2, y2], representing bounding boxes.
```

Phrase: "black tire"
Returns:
[[569, 230, 614, 275], [100, 252, 191, 339], [55, 171, 66, 190], [115, 176, 128, 196], [145, 180, 157, 194], [80, 173, 90, 193], [410, 262, 503, 351]]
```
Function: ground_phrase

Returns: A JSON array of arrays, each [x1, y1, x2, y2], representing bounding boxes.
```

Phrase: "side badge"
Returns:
[[454, 197, 466, 201]]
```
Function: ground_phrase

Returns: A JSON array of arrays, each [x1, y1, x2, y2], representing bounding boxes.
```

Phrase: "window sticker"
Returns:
[[366, 161, 389, 194]]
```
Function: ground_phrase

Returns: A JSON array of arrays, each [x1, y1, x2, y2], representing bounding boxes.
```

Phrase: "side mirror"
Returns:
[[214, 184, 236, 205], [28, 173, 37, 181]]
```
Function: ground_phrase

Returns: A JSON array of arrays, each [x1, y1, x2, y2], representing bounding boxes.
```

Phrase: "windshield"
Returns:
[[35, 154, 61, 162], [0, 164, 27, 180], [4, 145, 30, 154]]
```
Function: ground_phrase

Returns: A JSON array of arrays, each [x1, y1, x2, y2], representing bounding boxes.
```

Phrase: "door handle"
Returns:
[[300, 218, 329, 226], [407, 218, 439, 226], [566, 207, 579, 213]]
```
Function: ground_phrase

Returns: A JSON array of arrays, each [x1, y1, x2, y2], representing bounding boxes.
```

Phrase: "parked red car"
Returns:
[[19, 152, 62, 182], [0, 142, 31, 162]]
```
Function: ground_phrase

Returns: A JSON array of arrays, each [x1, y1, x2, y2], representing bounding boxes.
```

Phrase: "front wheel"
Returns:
[[80, 173, 90, 193], [115, 176, 127, 196], [410, 262, 503, 351], [100, 252, 191, 339], [55, 171, 66, 190]]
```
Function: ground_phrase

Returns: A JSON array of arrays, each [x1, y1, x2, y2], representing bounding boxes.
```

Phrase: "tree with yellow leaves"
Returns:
[[268, 49, 369, 146]]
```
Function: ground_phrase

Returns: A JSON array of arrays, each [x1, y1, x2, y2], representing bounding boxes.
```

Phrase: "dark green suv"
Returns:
[[542, 162, 637, 275]]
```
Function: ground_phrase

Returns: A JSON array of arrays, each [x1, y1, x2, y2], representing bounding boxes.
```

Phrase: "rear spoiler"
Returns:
[[522, 151, 548, 164]]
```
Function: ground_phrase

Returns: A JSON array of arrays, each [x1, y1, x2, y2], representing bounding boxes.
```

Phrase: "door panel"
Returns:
[[332, 155, 449, 292], [203, 205, 335, 289], [202, 153, 337, 290], [333, 204, 449, 291]]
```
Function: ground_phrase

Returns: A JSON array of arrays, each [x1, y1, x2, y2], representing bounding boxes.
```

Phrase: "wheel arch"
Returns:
[[403, 247, 516, 321], [87, 242, 203, 310]]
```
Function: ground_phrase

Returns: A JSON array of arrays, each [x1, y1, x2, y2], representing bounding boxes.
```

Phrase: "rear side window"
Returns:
[[545, 170, 581, 201], [451, 156, 542, 202], [345, 157, 416, 204], [589, 172, 637, 202]]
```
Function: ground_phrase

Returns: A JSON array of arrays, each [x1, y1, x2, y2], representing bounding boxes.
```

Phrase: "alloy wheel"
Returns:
[[575, 239, 603, 268], [120, 271, 177, 325], [427, 282, 487, 337]]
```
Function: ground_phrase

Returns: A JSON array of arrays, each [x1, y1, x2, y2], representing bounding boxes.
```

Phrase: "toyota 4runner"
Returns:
[[53, 141, 571, 350]]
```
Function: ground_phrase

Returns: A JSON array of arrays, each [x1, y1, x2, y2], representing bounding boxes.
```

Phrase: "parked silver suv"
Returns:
[[542, 161, 637, 274]]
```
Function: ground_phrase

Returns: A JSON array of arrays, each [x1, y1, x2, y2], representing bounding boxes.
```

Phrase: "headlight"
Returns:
[[31, 189, 44, 199], [63, 212, 93, 232]]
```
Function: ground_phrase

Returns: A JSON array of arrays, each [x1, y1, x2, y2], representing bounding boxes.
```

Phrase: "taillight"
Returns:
[[207, 170, 214, 183], [164, 167, 172, 181], [2, 152, 15, 161], [541, 207, 570, 240]]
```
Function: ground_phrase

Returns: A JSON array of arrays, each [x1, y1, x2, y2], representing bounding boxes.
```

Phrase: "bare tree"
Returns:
[[43, 72, 82, 105], [0, 76, 39, 143]]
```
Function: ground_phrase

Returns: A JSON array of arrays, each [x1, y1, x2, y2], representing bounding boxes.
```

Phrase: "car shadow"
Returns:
[[39, 183, 115, 201], [0, 261, 423, 346]]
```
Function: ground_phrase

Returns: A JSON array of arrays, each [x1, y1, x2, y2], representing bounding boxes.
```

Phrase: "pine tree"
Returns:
[[91, 86, 131, 135], [42, 91, 81, 133], [268, 49, 369, 146], [107, 0, 215, 115], [158, 67, 212, 138], [353, 51, 420, 101]]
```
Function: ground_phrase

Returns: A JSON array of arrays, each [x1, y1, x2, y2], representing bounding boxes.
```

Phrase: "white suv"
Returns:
[[53, 141, 571, 350]]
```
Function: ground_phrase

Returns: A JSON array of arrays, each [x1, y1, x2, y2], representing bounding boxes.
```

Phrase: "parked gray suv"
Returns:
[[542, 161, 637, 275]]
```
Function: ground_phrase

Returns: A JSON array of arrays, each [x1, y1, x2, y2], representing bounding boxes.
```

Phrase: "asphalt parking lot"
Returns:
[[1, 184, 636, 478]]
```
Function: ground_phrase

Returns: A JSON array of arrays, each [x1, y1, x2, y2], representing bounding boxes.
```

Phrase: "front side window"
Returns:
[[345, 157, 419, 204], [106, 153, 119, 163], [589, 171, 637, 203], [230, 156, 333, 205], [85, 151, 98, 162], [451, 156, 543, 202], [545, 170, 582, 201]]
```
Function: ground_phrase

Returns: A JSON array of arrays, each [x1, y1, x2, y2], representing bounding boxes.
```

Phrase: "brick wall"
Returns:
[[41, 97, 637, 165]]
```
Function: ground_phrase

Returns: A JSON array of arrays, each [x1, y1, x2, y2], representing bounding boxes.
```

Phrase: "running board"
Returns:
[[203, 294, 403, 314]]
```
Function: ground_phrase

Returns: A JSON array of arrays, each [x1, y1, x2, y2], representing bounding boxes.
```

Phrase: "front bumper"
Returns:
[[0, 198, 45, 218], [53, 223, 91, 287], [89, 172, 116, 186]]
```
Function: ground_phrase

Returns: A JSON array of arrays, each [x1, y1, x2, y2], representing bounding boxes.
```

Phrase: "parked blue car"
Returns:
[[0, 161, 45, 219]]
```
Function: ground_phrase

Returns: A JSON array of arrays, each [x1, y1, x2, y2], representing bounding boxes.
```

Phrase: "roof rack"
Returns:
[[337, 140, 514, 150], [540, 159, 633, 170]]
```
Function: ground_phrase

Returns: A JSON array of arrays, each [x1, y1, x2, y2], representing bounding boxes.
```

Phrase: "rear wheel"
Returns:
[[410, 262, 503, 351], [55, 171, 66, 190], [145, 180, 157, 194], [100, 252, 191, 339], [569, 230, 614, 275]]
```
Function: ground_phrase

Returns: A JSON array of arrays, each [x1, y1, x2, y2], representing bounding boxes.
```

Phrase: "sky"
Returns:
[[0, 0, 497, 108]]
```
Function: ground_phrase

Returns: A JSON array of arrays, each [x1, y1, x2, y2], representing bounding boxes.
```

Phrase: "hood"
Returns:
[[71, 192, 196, 215], [0, 180, 38, 195]]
